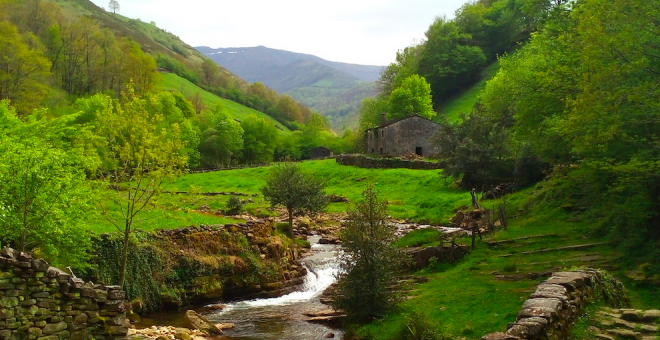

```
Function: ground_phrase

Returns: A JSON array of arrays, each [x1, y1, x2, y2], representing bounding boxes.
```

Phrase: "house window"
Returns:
[[379, 147, 383, 154], [371, 148, 375, 152], [415, 147, 423, 156], [381, 130, 384, 137]]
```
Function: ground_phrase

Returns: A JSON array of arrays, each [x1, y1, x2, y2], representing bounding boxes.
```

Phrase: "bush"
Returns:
[[396, 310, 447, 340], [225, 195, 243, 215]]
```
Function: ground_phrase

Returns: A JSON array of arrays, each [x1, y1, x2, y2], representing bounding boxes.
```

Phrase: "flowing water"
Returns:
[[139, 235, 342, 339], [206, 236, 341, 339]]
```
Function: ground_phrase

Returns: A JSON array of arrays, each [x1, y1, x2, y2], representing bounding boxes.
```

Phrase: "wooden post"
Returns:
[[499, 200, 508, 230], [471, 188, 481, 209]]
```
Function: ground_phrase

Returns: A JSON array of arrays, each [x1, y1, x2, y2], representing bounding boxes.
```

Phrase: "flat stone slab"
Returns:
[[530, 284, 570, 301], [642, 310, 660, 322], [607, 329, 641, 340], [482, 332, 521, 340], [595, 334, 617, 340]]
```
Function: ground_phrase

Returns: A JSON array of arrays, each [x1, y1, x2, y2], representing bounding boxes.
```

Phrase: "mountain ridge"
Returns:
[[196, 45, 384, 85], [196, 45, 384, 129]]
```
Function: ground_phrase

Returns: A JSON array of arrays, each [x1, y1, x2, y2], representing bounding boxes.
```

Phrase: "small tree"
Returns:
[[332, 183, 405, 322], [108, 0, 119, 13], [260, 162, 328, 236], [96, 86, 188, 289]]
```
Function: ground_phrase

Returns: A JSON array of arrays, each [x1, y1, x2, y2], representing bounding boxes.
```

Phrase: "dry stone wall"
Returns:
[[0, 248, 127, 340], [482, 270, 627, 340], [335, 154, 441, 170]]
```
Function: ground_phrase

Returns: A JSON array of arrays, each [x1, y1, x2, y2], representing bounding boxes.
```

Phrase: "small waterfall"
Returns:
[[207, 236, 343, 339]]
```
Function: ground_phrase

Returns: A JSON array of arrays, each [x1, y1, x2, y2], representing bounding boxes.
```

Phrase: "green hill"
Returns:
[[44, 0, 246, 88], [158, 72, 291, 133], [437, 61, 501, 123]]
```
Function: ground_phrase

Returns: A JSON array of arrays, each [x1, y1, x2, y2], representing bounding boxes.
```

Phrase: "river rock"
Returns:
[[214, 323, 234, 330], [183, 310, 223, 335]]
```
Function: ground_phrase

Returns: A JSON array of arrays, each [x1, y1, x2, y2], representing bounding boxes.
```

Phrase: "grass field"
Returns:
[[167, 159, 471, 224], [85, 192, 245, 234], [158, 73, 290, 132], [436, 61, 501, 124]]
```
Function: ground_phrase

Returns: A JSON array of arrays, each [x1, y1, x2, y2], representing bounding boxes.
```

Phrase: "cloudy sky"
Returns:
[[89, 0, 468, 66]]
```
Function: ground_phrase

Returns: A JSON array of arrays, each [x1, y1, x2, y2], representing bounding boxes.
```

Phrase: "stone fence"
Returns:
[[0, 248, 127, 340], [482, 270, 627, 340], [335, 154, 442, 170]]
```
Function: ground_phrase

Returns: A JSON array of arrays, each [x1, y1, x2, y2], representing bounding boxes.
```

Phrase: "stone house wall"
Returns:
[[366, 115, 441, 157], [0, 248, 127, 340]]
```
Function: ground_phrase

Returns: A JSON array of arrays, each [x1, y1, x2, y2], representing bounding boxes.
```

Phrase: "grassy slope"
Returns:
[[436, 61, 501, 123], [158, 73, 290, 132], [168, 159, 470, 224], [357, 188, 660, 339]]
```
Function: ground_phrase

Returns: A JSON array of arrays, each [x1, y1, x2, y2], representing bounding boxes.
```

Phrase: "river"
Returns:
[[139, 235, 342, 339]]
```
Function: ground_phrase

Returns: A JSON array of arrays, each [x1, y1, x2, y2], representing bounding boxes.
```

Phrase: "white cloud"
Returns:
[[90, 0, 466, 65]]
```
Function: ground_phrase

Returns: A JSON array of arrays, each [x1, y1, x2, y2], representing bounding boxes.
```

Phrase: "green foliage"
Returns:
[[475, 0, 660, 263], [0, 101, 93, 269], [198, 106, 244, 168], [419, 17, 487, 100], [225, 195, 243, 215], [241, 114, 278, 163], [0, 21, 51, 114], [93, 85, 189, 287], [91, 231, 166, 309], [395, 310, 447, 340], [434, 107, 515, 189], [332, 183, 405, 323], [261, 161, 328, 234], [387, 74, 436, 120]]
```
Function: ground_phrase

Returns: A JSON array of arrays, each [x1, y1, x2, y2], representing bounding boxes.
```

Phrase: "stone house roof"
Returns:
[[366, 114, 440, 131]]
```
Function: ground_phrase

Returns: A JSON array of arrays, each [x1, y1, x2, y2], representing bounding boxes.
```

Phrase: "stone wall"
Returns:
[[482, 270, 627, 340], [0, 248, 127, 340], [336, 154, 442, 170]]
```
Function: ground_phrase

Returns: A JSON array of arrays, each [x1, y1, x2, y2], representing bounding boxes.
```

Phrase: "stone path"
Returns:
[[592, 308, 660, 340]]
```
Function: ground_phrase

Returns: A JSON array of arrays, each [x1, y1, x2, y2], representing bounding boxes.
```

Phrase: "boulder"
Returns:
[[183, 310, 223, 335]]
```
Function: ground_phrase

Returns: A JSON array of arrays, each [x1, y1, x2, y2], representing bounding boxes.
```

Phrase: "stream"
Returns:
[[139, 235, 342, 339]]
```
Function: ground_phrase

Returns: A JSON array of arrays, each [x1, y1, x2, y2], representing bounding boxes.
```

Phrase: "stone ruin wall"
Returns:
[[482, 270, 624, 340], [0, 248, 127, 340]]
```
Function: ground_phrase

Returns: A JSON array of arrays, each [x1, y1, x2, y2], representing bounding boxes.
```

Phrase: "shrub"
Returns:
[[225, 195, 243, 215]]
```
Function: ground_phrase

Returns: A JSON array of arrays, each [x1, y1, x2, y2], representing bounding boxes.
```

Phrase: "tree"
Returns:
[[261, 162, 328, 236], [108, 0, 119, 13], [0, 101, 93, 269], [332, 183, 405, 322], [198, 108, 244, 168], [0, 22, 51, 114], [95, 86, 188, 289], [387, 74, 435, 120], [419, 17, 487, 99], [241, 114, 277, 163]]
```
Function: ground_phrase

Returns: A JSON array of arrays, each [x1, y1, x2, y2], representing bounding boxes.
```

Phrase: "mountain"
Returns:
[[196, 46, 385, 129], [196, 46, 383, 88]]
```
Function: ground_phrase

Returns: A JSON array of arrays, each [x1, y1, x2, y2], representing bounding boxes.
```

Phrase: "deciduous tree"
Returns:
[[261, 161, 328, 235], [95, 86, 188, 289]]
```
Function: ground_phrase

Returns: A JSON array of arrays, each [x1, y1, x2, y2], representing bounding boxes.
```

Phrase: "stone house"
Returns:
[[366, 113, 441, 157], [310, 146, 334, 159]]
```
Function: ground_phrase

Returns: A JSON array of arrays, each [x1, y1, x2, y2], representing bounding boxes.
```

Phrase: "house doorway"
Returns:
[[415, 147, 423, 156]]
